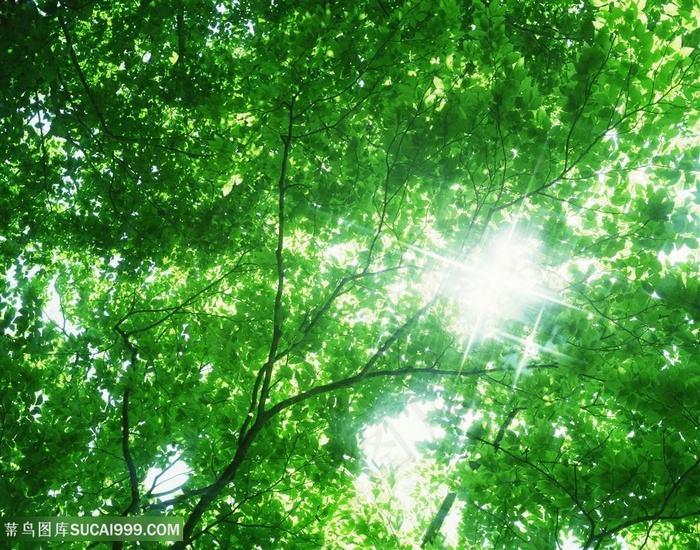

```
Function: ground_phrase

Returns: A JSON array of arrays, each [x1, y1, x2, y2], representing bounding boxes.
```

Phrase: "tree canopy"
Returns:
[[1, 0, 699, 548]]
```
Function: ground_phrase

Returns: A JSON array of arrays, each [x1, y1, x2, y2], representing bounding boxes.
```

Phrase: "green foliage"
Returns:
[[1, 0, 698, 548]]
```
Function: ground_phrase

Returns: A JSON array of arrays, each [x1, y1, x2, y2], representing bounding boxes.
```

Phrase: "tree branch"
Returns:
[[112, 326, 141, 523], [271, 266, 405, 368], [241, 98, 296, 441], [115, 254, 251, 337], [590, 456, 700, 545], [259, 100, 294, 419], [176, 354, 556, 547], [421, 492, 456, 548]]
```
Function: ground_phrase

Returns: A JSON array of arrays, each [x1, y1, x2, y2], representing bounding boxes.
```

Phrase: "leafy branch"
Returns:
[[113, 254, 251, 337], [241, 96, 296, 441]]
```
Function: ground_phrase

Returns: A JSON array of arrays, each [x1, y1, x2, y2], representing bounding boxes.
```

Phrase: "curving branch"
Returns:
[[119, 387, 139, 514], [112, 325, 141, 550], [170, 356, 557, 547], [114, 253, 251, 337], [184, 101, 299, 547], [257, 97, 295, 419], [240, 97, 296, 443], [57, 11, 212, 159], [587, 456, 700, 546], [57, 13, 112, 139], [276, 265, 403, 363]]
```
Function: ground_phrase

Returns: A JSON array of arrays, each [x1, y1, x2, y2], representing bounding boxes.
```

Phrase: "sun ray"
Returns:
[[458, 311, 483, 376], [513, 307, 544, 391]]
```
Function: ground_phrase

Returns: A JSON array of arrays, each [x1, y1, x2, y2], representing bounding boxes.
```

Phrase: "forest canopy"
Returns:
[[1, 0, 699, 548]]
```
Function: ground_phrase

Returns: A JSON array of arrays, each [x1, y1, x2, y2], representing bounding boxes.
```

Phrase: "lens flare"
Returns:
[[445, 227, 546, 337]]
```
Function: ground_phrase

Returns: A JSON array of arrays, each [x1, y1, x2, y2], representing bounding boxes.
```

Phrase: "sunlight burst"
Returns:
[[433, 226, 552, 344]]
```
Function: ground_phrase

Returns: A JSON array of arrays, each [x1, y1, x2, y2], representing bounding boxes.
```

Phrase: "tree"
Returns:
[[1, 0, 698, 548]]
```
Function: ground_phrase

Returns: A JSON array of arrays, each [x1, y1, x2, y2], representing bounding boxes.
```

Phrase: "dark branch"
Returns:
[[421, 492, 456, 548], [112, 326, 141, 531]]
